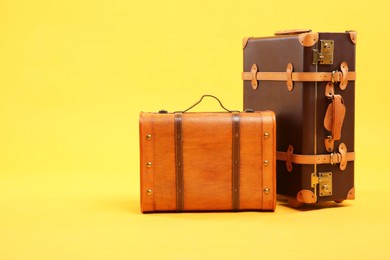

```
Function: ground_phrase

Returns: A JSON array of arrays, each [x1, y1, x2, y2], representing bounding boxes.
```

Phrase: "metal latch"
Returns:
[[313, 40, 334, 65], [311, 172, 333, 197]]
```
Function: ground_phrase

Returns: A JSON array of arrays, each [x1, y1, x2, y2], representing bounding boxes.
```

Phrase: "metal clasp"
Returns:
[[312, 172, 333, 197], [312, 40, 334, 65]]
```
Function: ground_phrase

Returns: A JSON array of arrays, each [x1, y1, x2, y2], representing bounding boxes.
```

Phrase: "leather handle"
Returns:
[[176, 95, 239, 113], [274, 29, 312, 35], [324, 93, 346, 152], [331, 95, 345, 140]]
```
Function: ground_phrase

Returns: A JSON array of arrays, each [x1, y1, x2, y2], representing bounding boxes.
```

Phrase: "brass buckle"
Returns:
[[331, 70, 338, 83], [330, 152, 342, 166], [330, 152, 335, 165]]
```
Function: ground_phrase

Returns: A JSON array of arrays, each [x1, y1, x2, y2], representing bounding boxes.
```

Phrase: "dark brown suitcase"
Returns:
[[242, 30, 356, 207], [139, 95, 276, 212]]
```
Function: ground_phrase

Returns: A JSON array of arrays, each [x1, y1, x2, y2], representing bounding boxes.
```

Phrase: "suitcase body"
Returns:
[[139, 99, 276, 212], [242, 30, 356, 206]]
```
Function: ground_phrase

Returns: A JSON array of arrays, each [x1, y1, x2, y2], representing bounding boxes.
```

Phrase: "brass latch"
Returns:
[[311, 172, 333, 197], [313, 40, 334, 65]]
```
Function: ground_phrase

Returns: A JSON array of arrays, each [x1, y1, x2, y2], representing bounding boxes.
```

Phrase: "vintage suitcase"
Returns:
[[139, 95, 276, 212], [242, 30, 356, 207]]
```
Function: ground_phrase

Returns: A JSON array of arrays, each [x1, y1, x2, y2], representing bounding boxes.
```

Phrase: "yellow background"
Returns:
[[1, 0, 389, 259]]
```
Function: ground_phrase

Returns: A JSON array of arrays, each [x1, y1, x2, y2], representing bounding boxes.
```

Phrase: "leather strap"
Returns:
[[277, 143, 355, 171], [277, 151, 355, 164], [174, 113, 184, 212], [242, 71, 357, 82], [242, 62, 356, 90], [232, 113, 240, 211]]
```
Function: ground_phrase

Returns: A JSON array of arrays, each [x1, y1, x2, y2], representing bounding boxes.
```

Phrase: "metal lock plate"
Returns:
[[311, 172, 333, 197], [313, 40, 334, 65]]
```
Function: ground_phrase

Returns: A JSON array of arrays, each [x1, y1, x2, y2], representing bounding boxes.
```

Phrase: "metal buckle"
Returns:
[[331, 71, 337, 83], [330, 153, 335, 165]]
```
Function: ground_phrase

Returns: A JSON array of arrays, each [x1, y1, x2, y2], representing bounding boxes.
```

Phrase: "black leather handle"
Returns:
[[176, 95, 239, 113]]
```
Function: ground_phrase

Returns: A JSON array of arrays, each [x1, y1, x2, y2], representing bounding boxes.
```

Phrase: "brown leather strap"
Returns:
[[277, 143, 355, 171], [242, 71, 356, 82], [232, 113, 240, 211], [242, 62, 356, 90], [174, 113, 184, 212], [277, 151, 355, 164]]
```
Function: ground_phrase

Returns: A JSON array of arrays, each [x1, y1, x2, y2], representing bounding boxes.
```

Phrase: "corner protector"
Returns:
[[298, 32, 319, 47], [242, 37, 252, 50], [297, 189, 317, 203], [347, 187, 355, 200], [346, 30, 357, 45]]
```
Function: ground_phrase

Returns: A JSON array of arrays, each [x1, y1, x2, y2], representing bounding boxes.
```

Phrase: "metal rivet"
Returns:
[[146, 134, 152, 140], [264, 160, 269, 166], [146, 162, 152, 168], [146, 189, 153, 195], [264, 188, 270, 194], [264, 132, 270, 139]]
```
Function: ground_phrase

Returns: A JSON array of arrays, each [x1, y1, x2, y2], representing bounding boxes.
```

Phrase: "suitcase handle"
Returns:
[[177, 95, 239, 113], [274, 29, 312, 35], [324, 83, 346, 152]]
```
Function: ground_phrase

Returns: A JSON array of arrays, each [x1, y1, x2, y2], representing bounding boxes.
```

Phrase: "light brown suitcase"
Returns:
[[139, 95, 276, 212]]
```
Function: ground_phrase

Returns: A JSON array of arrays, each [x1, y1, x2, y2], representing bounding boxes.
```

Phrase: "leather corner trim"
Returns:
[[286, 63, 293, 91], [297, 190, 317, 203], [242, 37, 252, 49], [347, 187, 355, 200], [298, 32, 319, 47], [346, 30, 357, 45]]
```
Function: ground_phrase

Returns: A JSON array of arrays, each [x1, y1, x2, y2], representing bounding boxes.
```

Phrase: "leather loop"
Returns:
[[286, 145, 293, 172], [339, 61, 349, 90], [325, 136, 335, 153], [339, 143, 348, 170], [286, 63, 293, 91], [251, 64, 258, 90], [325, 82, 335, 98]]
